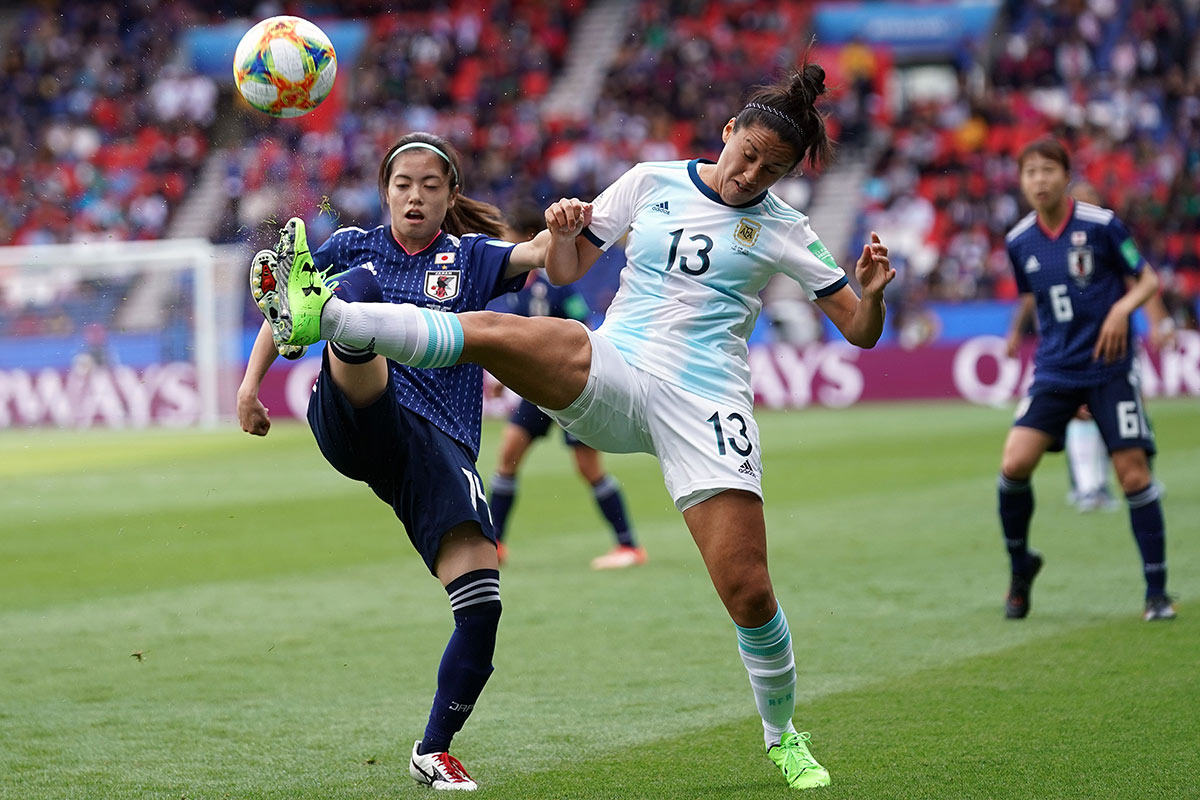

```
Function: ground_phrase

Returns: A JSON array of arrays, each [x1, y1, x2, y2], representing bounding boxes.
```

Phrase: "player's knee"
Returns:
[[1000, 447, 1037, 480], [722, 576, 775, 625], [1112, 451, 1152, 494]]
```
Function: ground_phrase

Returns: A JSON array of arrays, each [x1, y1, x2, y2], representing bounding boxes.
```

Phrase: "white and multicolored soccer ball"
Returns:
[[233, 16, 337, 118]]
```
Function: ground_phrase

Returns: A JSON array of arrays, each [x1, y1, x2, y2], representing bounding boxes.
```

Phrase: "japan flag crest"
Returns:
[[425, 269, 461, 301], [1067, 247, 1094, 287]]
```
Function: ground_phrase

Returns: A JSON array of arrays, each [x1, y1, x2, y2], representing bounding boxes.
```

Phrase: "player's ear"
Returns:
[[721, 118, 737, 143], [447, 186, 458, 208]]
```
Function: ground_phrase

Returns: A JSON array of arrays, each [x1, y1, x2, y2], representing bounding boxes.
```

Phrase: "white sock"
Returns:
[[1066, 419, 1108, 496], [735, 606, 799, 748], [320, 299, 463, 368]]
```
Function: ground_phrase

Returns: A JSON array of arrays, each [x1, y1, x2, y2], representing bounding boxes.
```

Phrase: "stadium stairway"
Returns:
[[541, 0, 636, 119], [115, 148, 230, 331], [165, 148, 229, 241], [763, 147, 876, 314]]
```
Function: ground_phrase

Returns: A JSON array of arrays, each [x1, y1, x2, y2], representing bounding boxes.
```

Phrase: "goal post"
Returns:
[[0, 238, 247, 429]]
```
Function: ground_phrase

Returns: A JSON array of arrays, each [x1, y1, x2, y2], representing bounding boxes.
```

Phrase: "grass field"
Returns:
[[2, 398, 1197, 800]]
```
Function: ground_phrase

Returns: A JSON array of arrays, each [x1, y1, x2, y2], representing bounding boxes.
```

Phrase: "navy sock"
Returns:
[[1126, 484, 1167, 598], [326, 266, 383, 363], [420, 569, 501, 755], [998, 473, 1034, 574], [488, 474, 516, 543], [592, 475, 635, 547]]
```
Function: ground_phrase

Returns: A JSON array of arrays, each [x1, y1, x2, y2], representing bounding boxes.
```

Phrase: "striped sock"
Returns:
[[420, 569, 502, 755], [1126, 483, 1167, 598], [488, 473, 517, 543], [592, 475, 634, 547], [321, 300, 464, 368], [998, 473, 1034, 574], [735, 606, 798, 748]]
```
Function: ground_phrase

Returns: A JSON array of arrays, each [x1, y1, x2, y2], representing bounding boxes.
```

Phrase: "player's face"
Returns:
[[385, 150, 457, 248], [1019, 152, 1070, 215], [710, 120, 798, 204]]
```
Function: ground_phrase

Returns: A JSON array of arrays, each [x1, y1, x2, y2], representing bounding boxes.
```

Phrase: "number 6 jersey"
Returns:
[[581, 159, 847, 409], [1005, 199, 1148, 391]]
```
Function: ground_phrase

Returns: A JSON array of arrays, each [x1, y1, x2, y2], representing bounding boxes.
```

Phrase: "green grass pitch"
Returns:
[[2, 398, 1197, 799]]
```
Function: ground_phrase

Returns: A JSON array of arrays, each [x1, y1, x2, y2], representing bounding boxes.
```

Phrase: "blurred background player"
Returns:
[[239, 132, 556, 791], [998, 138, 1174, 623], [488, 205, 644, 570], [1009, 181, 1176, 515]]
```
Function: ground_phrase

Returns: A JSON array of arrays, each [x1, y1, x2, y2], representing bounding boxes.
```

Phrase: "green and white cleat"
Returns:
[[767, 732, 831, 790], [248, 217, 329, 347]]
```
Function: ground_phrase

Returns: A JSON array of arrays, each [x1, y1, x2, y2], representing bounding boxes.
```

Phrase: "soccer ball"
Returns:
[[233, 16, 337, 118]]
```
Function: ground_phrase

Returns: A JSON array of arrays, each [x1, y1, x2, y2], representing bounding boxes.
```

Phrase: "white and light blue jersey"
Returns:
[[581, 159, 848, 407]]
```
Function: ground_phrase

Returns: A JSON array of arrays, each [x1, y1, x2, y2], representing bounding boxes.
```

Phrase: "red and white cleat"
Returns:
[[410, 740, 478, 791], [590, 545, 648, 570]]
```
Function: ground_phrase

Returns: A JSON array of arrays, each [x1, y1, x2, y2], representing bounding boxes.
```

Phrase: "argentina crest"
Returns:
[[425, 269, 461, 302], [735, 217, 762, 247]]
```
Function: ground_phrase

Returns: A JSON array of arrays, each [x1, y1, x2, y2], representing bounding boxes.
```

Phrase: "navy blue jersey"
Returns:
[[1006, 200, 1147, 390], [313, 225, 524, 456], [489, 270, 590, 322]]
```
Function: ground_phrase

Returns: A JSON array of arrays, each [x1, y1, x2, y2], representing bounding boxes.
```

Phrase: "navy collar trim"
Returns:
[[687, 159, 768, 208]]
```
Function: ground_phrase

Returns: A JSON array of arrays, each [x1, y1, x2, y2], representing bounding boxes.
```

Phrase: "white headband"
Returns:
[[386, 141, 459, 185]]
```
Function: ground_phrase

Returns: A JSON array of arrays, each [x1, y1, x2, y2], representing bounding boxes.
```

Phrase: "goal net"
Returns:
[[0, 239, 246, 429]]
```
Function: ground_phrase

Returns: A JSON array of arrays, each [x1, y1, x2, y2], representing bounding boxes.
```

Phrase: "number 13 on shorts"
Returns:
[[656, 400, 764, 505], [707, 411, 754, 457]]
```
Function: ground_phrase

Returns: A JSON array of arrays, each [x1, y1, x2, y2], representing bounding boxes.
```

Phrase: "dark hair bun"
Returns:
[[791, 64, 826, 103]]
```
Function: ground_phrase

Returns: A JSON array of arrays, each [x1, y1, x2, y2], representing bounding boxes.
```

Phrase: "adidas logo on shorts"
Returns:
[[738, 459, 756, 476]]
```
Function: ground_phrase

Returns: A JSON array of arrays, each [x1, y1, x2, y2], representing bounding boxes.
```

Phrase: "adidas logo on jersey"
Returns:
[[649, 201, 670, 214], [1024, 255, 1040, 273], [738, 459, 756, 476]]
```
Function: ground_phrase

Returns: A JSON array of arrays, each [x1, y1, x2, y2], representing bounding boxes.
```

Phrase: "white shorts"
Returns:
[[542, 326, 763, 511]]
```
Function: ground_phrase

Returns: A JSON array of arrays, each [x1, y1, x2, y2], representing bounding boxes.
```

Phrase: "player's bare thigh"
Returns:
[[683, 489, 776, 628], [459, 312, 591, 410], [1001, 425, 1055, 480]]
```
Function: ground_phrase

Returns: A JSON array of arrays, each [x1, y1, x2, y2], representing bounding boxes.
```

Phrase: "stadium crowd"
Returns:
[[858, 0, 1200, 338], [2, 0, 1198, 341]]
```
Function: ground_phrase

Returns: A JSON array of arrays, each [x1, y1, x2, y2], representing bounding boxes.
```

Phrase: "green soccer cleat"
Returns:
[[249, 217, 329, 347], [767, 731, 831, 790]]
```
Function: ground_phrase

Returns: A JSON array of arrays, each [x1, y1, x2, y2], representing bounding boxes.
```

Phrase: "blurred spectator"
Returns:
[[856, 0, 1200, 336]]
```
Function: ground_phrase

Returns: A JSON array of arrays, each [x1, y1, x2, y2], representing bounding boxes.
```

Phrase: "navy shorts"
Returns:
[[307, 350, 495, 574], [509, 398, 581, 447], [1014, 372, 1156, 457]]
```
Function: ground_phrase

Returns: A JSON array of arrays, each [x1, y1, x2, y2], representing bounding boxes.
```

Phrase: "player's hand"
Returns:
[[238, 390, 271, 436], [1092, 307, 1130, 363], [545, 198, 592, 239], [854, 232, 895, 300]]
